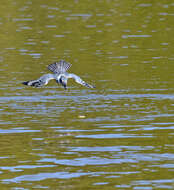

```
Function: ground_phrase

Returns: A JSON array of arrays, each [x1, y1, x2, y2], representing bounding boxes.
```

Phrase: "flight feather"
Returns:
[[47, 60, 72, 74]]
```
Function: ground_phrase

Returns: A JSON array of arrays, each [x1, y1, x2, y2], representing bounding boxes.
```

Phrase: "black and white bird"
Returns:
[[22, 60, 95, 89]]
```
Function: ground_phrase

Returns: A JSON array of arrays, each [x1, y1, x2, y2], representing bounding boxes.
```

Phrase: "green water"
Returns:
[[1, 0, 174, 189]]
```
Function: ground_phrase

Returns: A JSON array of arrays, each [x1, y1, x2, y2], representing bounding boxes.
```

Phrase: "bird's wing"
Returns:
[[71, 74, 95, 88], [48, 60, 72, 74], [22, 74, 54, 87], [23, 79, 45, 87]]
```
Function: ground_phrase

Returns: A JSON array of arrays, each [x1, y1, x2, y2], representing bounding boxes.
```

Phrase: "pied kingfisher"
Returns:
[[22, 60, 95, 89]]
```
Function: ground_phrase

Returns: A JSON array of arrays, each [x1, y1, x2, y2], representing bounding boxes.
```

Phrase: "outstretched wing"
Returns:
[[22, 74, 54, 88], [48, 60, 72, 74], [22, 79, 45, 87], [71, 74, 95, 88]]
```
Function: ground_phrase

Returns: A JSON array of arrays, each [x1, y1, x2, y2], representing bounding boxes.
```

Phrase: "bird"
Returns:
[[22, 60, 95, 89]]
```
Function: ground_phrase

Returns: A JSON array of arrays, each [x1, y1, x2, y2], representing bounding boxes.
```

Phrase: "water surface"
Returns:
[[0, 0, 174, 189]]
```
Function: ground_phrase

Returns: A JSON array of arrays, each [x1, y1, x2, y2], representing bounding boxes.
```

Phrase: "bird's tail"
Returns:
[[48, 60, 71, 74]]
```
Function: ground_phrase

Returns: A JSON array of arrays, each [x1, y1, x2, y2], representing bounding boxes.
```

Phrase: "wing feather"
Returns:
[[48, 60, 72, 74], [70, 74, 95, 88]]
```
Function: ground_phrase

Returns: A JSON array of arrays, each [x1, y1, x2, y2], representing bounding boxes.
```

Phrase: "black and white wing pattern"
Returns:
[[71, 74, 95, 89], [22, 79, 45, 87], [22, 74, 55, 88], [48, 60, 72, 74]]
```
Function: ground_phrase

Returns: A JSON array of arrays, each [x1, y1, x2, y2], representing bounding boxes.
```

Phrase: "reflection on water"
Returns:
[[1, 0, 174, 189]]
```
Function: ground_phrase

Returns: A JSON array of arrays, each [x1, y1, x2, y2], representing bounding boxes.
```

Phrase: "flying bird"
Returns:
[[22, 60, 95, 89]]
